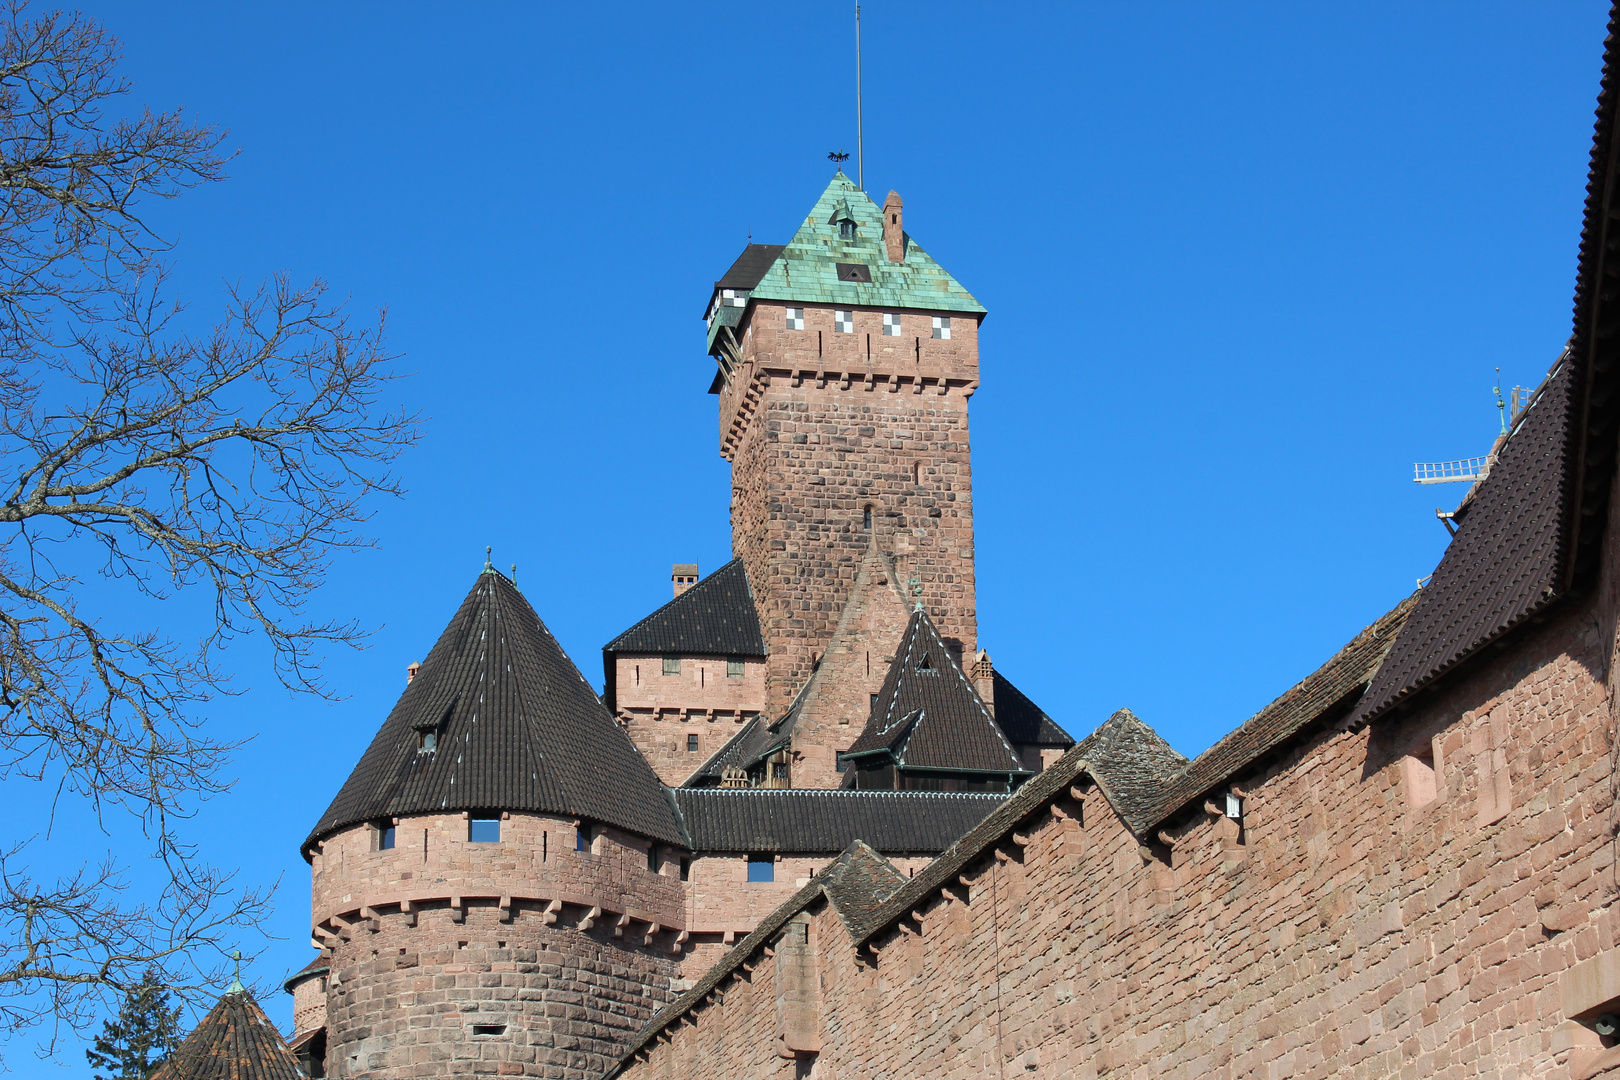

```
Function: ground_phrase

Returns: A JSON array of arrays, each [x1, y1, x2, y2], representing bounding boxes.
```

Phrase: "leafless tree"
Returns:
[[0, 2, 417, 1054]]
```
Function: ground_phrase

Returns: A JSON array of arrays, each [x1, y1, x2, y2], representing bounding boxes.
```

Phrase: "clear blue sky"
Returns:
[[12, 1, 1611, 1063]]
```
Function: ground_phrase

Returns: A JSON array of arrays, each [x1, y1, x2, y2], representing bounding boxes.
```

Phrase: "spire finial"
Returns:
[[1494, 367, 1509, 435], [511, 564, 519, 591], [483, 545, 493, 574], [227, 949, 244, 993], [909, 575, 923, 611]]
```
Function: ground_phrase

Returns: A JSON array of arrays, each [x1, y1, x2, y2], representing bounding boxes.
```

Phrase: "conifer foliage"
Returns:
[[83, 970, 183, 1080]]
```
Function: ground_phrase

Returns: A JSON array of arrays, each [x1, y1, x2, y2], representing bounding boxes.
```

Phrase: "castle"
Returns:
[[283, 169, 1074, 1079], [270, 14, 1620, 1076]]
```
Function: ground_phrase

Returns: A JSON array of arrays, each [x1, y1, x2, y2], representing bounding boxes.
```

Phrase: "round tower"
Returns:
[[298, 568, 690, 1078]]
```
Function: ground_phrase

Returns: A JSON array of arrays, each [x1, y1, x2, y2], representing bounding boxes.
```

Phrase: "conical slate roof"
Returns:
[[604, 558, 765, 657], [307, 570, 683, 850], [147, 989, 302, 1080], [844, 607, 1027, 775]]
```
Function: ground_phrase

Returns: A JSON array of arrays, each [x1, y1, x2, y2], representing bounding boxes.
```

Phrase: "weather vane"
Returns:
[[828, 150, 850, 165]]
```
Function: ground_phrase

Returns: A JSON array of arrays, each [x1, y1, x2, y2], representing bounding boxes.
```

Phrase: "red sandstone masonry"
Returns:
[[722, 301, 981, 716], [612, 653, 767, 786], [615, 457, 1620, 1079]]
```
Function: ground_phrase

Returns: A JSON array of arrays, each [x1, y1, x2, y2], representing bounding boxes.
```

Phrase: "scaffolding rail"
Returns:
[[1413, 456, 1493, 485]]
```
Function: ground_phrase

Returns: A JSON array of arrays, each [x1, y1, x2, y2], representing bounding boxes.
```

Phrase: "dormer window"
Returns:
[[417, 730, 437, 753], [838, 218, 856, 240], [916, 652, 933, 672]]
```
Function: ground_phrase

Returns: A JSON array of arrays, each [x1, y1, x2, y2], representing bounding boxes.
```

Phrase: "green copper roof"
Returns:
[[748, 172, 985, 317]]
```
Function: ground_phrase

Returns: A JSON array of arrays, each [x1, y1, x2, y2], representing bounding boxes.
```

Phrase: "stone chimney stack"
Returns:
[[882, 191, 905, 263], [672, 564, 699, 598], [972, 649, 994, 715], [406, 660, 421, 685]]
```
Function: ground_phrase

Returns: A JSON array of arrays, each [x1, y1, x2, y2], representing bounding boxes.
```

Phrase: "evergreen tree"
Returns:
[[84, 971, 183, 1080]]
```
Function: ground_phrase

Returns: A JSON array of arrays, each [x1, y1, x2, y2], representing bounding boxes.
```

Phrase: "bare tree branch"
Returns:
[[0, 2, 419, 1056]]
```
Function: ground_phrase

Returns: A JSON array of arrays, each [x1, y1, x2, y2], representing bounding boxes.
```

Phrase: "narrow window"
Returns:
[[786, 307, 805, 331], [468, 816, 500, 843], [931, 315, 951, 340], [634, 664, 639, 687], [912, 462, 921, 484], [863, 505, 872, 530], [471, 1025, 506, 1036], [663, 656, 681, 676], [378, 824, 396, 851], [576, 826, 590, 852], [748, 855, 775, 883], [542, 831, 547, 862], [836, 753, 850, 773], [882, 312, 901, 337], [727, 656, 746, 677], [680, 857, 691, 882], [647, 844, 659, 872], [870, 693, 879, 710], [834, 309, 853, 334], [687, 733, 699, 752]]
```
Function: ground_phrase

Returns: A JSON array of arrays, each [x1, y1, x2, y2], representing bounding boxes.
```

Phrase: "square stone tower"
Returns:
[[706, 173, 987, 715]]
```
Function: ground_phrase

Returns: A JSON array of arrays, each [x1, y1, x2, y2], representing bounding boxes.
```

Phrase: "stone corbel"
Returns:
[[543, 899, 562, 926], [360, 906, 380, 934], [580, 905, 602, 931], [499, 893, 513, 924], [450, 894, 464, 924], [887, 375, 900, 393], [670, 930, 688, 956], [723, 930, 736, 945], [400, 899, 417, 927], [614, 913, 633, 939], [642, 922, 661, 947]]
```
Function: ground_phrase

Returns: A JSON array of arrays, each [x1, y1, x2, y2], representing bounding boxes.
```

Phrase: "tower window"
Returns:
[[747, 855, 775, 883], [727, 656, 746, 677], [786, 307, 805, 331], [931, 316, 951, 340], [576, 826, 591, 852], [863, 505, 872, 530], [377, 823, 395, 850], [662, 656, 681, 676], [834, 309, 853, 334], [870, 693, 879, 710], [687, 733, 699, 752], [468, 816, 500, 843], [838, 218, 856, 240], [680, 857, 691, 881], [882, 313, 901, 337], [647, 844, 659, 872]]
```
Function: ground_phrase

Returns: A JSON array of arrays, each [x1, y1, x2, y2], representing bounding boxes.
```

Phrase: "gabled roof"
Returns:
[[746, 172, 985, 317], [148, 990, 303, 1080], [716, 243, 785, 292], [307, 570, 683, 851], [1069, 707, 1189, 835], [991, 670, 1074, 748], [604, 558, 765, 658], [844, 607, 1026, 775], [666, 788, 1004, 853], [1352, 360, 1572, 726], [605, 841, 909, 1076]]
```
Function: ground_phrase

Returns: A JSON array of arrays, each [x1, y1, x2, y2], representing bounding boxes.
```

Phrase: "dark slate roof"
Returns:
[[1069, 707, 1188, 836], [682, 714, 784, 786], [1355, 7, 1620, 724], [1352, 361, 1572, 726], [1147, 595, 1416, 829], [844, 607, 1026, 774], [307, 571, 683, 851], [603, 558, 766, 658], [991, 670, 1073, 748], [281, 954, 328, 993], [148, 990, 303, 1080], [605, 841, 908, 1077], [716, 244, 785, 292], [667, 788, 1004, 853]]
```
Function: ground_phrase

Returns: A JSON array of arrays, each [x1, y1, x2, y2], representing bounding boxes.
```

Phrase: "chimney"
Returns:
[[672, 563, 699, 598], [882, 191, 905, 263], [406, 660, 421, 685], [972, 649, 995, 715]]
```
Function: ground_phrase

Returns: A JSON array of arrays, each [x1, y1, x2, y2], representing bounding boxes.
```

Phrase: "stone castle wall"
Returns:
[[611, 653, 766, 786], [619, 514, 1620, 1077], [721, 301, 981, 715]]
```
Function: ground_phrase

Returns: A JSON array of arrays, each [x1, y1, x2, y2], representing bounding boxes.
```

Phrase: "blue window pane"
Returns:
[[747, 856, 774, 883], [379, 826, 396, 850], [469, 817, 500, 843]]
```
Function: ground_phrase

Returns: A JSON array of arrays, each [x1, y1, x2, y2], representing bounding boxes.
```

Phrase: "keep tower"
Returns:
[[706, 172, 988, 715]]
